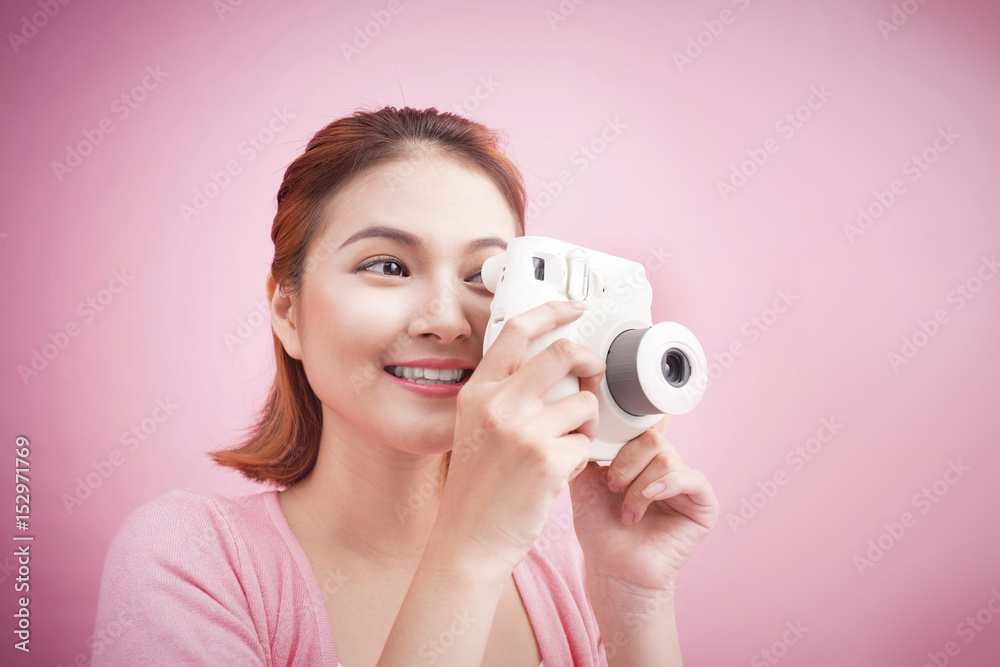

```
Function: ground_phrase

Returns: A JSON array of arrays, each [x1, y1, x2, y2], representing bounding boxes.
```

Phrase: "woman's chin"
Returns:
[[375, 424, 456, 457]]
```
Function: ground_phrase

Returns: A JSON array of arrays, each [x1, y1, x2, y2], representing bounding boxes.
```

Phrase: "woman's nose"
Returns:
[[406, 280, 474, 344]]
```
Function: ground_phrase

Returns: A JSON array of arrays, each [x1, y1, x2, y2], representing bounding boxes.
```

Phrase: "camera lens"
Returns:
[[661, 348, 690, 387]]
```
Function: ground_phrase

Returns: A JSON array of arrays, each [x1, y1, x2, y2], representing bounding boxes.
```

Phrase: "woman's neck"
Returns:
[[278, 413, 449, 569]]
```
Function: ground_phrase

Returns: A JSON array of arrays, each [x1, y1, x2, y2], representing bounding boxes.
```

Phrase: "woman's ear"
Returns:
[[267, 272, 303, 360]]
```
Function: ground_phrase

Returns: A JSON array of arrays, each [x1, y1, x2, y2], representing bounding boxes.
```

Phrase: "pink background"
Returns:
[[2, 0, 999, 664]]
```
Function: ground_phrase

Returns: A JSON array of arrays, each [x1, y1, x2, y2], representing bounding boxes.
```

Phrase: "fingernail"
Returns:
[[642, 481, 667, 499], [608, 479, 622, 493], [622, 505, 636, 523], [568, 300, 587, 310]]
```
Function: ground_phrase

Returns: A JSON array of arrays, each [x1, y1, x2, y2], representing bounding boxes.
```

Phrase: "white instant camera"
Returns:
[[482, 236, 708, 461]]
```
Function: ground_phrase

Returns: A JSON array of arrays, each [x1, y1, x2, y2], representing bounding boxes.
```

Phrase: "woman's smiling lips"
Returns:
[[383, 358, 475, 397]]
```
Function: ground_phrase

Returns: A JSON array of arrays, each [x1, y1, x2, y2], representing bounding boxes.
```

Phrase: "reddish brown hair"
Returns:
[[209, 106, 526, 487]]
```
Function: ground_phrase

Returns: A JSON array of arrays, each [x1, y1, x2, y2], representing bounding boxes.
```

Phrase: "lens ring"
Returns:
[[661, 348, 691, 387]]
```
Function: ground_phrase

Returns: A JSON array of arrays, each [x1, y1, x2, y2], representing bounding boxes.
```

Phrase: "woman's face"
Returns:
[[279, 150, 519, 454]]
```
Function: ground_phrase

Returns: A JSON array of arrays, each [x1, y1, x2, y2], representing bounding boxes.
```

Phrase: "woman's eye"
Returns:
[[466, 270, 484, 284], [359, 257, 408, 277]]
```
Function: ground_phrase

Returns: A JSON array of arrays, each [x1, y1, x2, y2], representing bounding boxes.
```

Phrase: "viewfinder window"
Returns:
[[532, 256, 545, 281]]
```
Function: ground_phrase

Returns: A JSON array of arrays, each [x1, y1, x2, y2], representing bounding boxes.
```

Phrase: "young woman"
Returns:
[[93, 107, 719, 666]]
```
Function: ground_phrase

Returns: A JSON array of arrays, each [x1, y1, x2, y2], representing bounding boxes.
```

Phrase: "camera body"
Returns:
[[482, 236, 707, 461]]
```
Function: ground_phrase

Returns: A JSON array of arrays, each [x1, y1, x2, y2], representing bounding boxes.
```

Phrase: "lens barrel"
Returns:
[[606, 328, 660, 416]]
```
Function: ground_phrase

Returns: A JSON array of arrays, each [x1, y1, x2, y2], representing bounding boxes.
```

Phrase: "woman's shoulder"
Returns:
[[94, 488, 331, 664], [109, 487, 277, 557], [99, 486, 299, 596]]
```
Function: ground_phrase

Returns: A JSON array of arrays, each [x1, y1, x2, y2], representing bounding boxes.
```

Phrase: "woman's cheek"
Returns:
[[466, 297, 492, 342]]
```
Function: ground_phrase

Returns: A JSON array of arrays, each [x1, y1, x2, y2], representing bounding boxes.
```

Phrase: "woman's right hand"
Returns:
[[435, 300, 606, 572]]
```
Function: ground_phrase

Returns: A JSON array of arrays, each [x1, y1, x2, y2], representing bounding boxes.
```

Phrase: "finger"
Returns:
[[511, 337, 605, 401], [652, 414, 670, 435], [626, 468, 718, 526], [543, 389, 600, 441], [578, 366, 603, 398], [476, 301, 587, 382], [619, 452, 678, 522], [606, 428, 683, 493], [551, 432, 593, 483]]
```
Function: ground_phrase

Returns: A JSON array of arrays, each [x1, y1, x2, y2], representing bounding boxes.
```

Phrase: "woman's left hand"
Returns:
[[568, 417, 719, 603]]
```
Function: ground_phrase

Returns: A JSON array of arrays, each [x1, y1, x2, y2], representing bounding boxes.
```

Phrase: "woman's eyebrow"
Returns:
[[467, 237, 507, 252], [337, 226, 508, 253], [338, 225, 421, 250]]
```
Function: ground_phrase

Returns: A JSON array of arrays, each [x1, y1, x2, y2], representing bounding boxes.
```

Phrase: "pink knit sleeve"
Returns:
[[513, 490, 608, 667], [91, 489, 268, 666]]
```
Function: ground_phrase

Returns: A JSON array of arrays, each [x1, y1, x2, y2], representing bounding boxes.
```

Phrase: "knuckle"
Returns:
[[652, 451, 675, 473], [652, 450, 671, 466], [628, 484, 649, 503], [548, 337, 575, 360], [578, 390, 599, 413], [610, 460, 633, 485], [483, 402, 509, 433], [503, 317, 528, 339], [456, 385, 481, 413], [507, 427, 548, 465]]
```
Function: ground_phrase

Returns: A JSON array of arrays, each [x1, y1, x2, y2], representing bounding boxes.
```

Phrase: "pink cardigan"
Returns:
[[92, 488, 607, 666]]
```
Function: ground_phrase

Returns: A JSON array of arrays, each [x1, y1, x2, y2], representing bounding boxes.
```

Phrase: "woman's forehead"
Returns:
[[317, 155, 519, 247]]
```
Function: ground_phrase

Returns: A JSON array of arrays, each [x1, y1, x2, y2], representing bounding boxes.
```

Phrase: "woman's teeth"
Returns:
[[386, 366, 470, 384]]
